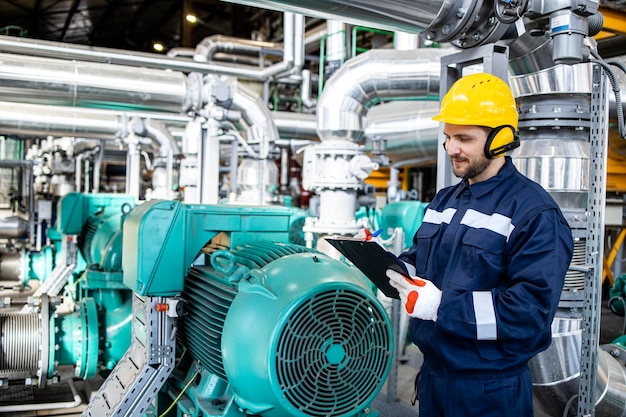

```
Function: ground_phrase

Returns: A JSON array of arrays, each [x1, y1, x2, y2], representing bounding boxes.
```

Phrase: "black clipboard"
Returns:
[[326, 237, 409, 299]]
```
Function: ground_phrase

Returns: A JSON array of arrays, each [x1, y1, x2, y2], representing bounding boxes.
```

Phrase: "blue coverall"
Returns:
[[398, 157, 574, 417]]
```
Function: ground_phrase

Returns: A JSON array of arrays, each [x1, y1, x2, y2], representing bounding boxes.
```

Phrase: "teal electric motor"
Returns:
[[177, 241, 394, 417]]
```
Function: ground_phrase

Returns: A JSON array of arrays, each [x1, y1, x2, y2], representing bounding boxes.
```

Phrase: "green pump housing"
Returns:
[[120, 200, 394, 417], [380, 201, 429, 249], [55, 192, 135, 378]]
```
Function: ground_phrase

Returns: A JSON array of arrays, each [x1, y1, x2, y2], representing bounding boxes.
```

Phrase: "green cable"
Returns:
[[158, 364, 200, 417]]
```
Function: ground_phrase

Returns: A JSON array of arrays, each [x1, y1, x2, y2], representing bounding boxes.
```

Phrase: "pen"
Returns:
[[363, 228, 382, 241]]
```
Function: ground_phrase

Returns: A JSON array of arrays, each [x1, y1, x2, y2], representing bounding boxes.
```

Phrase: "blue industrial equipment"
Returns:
[[85, 200, 394, 417]]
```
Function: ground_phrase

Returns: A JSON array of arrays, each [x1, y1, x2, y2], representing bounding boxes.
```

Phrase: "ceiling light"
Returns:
[[185, 14, 198, 24], [152, 42, 165, 52]]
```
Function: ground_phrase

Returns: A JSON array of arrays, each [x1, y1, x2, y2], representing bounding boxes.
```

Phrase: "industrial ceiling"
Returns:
[[0, 0, 624, 57], [0, 0, 282, 52]]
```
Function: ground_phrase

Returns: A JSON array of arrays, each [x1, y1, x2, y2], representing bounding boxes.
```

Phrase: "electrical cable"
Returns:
[[562, 393, 578, 417], [589, 53, 626, 139], [607, 59, 626, 139], [158, 362, 200, 417]]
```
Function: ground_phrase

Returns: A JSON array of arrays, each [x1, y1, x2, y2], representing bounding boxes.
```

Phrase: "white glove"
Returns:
[[387, 269, 442, 321]]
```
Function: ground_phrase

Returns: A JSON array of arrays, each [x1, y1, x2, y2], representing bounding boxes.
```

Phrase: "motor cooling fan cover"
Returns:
[[221, 252, 393, 417]]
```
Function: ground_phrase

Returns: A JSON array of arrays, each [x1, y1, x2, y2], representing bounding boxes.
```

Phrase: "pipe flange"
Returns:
[[38, 294, 50, 388], [422, 0, 510, 48]]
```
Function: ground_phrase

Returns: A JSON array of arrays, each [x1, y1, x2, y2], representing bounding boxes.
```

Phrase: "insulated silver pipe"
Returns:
[[364, 101, 441, 166], [0, 34, 289, 77], [224, 78, 281, 145], [272, 111, 318, 140], [0, 249, 24, 283], [0, 12, 306, 82], [0, 53, 189, 113], [221, 0, 510, 49], [194, 35, 282, 62], [130, 118, 179, 200], [272, 102, 442, 168], [316, 48, 445, 142], [194, 13, 304, 80], [221, 0, 443, 34], [530, 317, 626, 417], [0, 216, 28, 239], [0, 101, 190, 139], [0, 101, 126, 138]]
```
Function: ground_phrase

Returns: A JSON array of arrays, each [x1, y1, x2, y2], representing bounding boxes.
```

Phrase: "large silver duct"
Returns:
[[316, 48, 445, 143], [224, 78, 281, 145], [0, 101, 189, 140], [365, 101, 441, 167], [271, 102, 442, 167], [0, 216, 28, 239], [0, 101, 127, 139], [0, 53, 190, 113], [530, 317, 626, 417], [272, 111, 318, 140], [0, 13, 303, 117], [221, 0, 512, 48], [222, 0, 442, 33], [510, 64, 593, 225]]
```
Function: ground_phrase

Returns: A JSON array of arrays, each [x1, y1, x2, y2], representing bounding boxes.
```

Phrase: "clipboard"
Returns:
[[325, 237, 409, 299]]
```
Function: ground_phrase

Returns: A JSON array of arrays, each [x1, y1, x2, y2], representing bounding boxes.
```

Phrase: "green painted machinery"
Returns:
[[88, 200, 394, 417], [0, 193, 136, 393]]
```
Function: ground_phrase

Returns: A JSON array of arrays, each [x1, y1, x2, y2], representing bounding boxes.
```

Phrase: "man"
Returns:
[[387, 72, 574, 417]]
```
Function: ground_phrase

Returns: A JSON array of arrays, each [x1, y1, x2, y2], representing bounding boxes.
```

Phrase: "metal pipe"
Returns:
[[193, 34, 282, 62], [0, 249, 24, 285], [125, 139, 141, 200], [530, 317, 626, 416], [75, 154, 83, 193], [0, 216, 28, 239], [162, 12, 307, 81], [316, 48, 446, 143], [0, 34, 288, 76], [221, 0, 444, 34], [0, 21, 309, 81], [130, 118, 180, 200], [364, 101, 441, 166], [394, 32, 419, 50], [0, 101, 191, 139], [272, 111, 317, 140], [0, 53, 189, 113], [223, 78, 281, 145]]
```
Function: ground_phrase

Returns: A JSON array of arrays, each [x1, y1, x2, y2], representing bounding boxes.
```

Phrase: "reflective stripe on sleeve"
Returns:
[[472, 291, 497, 340], [423, 207, 456, 225], [460, 209, 515, 241]]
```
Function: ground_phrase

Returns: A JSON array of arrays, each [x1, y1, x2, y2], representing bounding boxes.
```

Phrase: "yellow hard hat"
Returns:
[[434, 73, 520, 158], [433, 72, 518, 129]]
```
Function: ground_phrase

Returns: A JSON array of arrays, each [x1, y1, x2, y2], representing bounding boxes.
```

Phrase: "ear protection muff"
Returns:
[[484, 125, 520, 159]]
